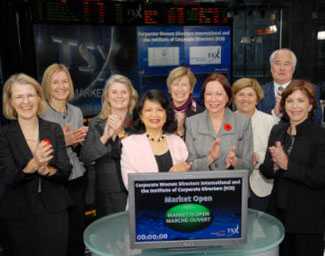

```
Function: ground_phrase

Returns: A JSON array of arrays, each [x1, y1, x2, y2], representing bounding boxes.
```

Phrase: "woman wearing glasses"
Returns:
[[0, 74, 72, 256]]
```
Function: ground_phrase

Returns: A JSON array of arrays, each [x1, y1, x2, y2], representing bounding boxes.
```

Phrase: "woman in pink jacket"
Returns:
[[121, 90, 191, 190]]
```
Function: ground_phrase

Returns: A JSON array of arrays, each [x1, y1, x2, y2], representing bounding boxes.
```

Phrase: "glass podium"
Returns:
[[84, 209, 284, 256]]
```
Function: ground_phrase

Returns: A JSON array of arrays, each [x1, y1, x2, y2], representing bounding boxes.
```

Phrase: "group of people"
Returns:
[[0, 48, 324, 256]]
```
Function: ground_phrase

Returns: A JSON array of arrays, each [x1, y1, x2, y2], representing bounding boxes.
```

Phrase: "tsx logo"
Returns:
[[208, 51, 220, 59], [227, 224, 240, 236]]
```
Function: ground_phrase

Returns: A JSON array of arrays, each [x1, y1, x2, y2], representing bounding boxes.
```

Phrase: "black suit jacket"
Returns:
[[260, 118, 325, 233], [80, 117, 127, 194], [0, 118, 72, 218]]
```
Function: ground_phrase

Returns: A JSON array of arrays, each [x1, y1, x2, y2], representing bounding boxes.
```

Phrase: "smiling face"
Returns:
[[49, 70, 71, 102], [169, 75, 192, 107], [107, 82, 130, 111], [10, 83, 40, 121], [234, 87, 258, 116], [140, 99, 167, 133], [271, 50, 295, 85], [204, 81, 229, 114], [285, 89, 312, 126]]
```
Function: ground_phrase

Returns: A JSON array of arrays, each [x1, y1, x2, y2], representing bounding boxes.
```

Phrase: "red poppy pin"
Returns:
[[224, 123, 232, 131], [125, 120, 131, 126]]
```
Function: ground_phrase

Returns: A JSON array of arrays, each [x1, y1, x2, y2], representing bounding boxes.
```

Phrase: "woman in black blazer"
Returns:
[[0, 74, 72, 256], [260, 80, 325, 256], [80, 74, 138, 217]]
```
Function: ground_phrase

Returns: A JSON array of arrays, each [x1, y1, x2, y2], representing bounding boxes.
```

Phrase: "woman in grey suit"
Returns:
[[80, 74, 138, 218], [185, 73, 254, 172]]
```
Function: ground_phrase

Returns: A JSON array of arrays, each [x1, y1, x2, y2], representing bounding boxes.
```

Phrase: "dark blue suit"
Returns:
[[257, 81, 323, 125]]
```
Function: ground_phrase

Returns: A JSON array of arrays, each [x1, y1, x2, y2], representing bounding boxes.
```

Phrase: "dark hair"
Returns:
[[131, 90, 177, 134], [200, 73, 233, 107], [280, 79, 316, 120]]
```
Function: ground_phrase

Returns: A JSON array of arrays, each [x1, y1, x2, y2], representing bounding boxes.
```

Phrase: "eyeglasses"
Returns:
[[12, 93, 38, 102]]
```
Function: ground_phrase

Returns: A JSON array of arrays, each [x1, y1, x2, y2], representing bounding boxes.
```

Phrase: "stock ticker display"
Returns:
[[32, 0, 230, 25]]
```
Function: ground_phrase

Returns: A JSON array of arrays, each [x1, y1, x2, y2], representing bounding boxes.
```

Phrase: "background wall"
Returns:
[[1, 0, 325, 122]]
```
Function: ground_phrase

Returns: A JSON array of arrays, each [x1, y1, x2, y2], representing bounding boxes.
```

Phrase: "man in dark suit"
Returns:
[[257, 48, 323, 124]]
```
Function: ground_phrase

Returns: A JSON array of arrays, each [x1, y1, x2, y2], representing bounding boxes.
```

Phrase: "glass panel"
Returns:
[[232, 8, 282, 85]]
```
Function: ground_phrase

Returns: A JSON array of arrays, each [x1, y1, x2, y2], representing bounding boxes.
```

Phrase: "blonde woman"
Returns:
[[167, 66, 204, 139], [0, 74, 71, 256], [41, 63, 88, 256], [80, 74, 138, 217]]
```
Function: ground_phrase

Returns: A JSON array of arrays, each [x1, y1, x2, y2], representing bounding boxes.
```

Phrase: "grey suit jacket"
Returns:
[[185, 108, 254, 172]]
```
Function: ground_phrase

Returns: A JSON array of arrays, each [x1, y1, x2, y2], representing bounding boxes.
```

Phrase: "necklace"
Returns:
[[146, 133, 165, 142], [23, 121, 39, 143]]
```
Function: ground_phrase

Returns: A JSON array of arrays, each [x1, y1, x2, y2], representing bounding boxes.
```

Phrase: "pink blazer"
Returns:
[[121, 133, 188, 189]]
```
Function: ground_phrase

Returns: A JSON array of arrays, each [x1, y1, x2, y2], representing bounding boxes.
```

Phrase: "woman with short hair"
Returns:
[[232, 77, 277, 211], [167, 66, 204, 139], [185, 73, 254, 172], [260, 80, 325, 256], [0, 73, 71, 256], [121, 90, 191, 190]]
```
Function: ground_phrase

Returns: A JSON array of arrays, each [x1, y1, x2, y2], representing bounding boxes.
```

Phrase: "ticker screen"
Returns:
[[32, 1, 230, 25]]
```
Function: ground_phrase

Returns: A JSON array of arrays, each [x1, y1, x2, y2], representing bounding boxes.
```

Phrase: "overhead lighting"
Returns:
[[318, 31, 325, 40], [269, 25, 277, 33], [240, 36, 251, 44], [257, 25, 277, 35]]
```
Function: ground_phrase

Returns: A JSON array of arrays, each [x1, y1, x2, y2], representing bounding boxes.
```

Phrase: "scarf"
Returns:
[[172, 96, 197, 113]]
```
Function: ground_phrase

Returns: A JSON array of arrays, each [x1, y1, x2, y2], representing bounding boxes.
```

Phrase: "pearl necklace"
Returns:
[[146, 133, 165, 142]]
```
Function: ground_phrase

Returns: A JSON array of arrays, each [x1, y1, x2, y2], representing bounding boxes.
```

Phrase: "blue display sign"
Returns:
[[33, 24, 232, 117], [137, 26, 232, 97]]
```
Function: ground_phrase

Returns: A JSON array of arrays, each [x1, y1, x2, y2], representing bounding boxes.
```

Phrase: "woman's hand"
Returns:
[[107, 114, 125, 140], [24, 140, 54, 174], [34, 140, 54, 166], [253, 152, 259, 167], [208, 138, 220, 165], [38, 166, 57, 177], [226, 146, 237, 169], [169, 162, 192, 172], [100, 118, 114, 144], [64, 123, 88, 146], [269, 141, 288, 170]]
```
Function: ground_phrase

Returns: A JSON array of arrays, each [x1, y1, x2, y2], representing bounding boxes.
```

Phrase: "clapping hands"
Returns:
[[64, 123, 88, 146], [101, 114, 125, 144], [207, 139, 238, 169], [269, 141, 288, 170], [226, 145, 237, 169]]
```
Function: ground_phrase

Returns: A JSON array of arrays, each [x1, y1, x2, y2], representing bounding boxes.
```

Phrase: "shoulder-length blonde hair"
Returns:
[[41, 63, 74, 102], [3, 73, 46, 120], [97, 74, 138, 120]]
